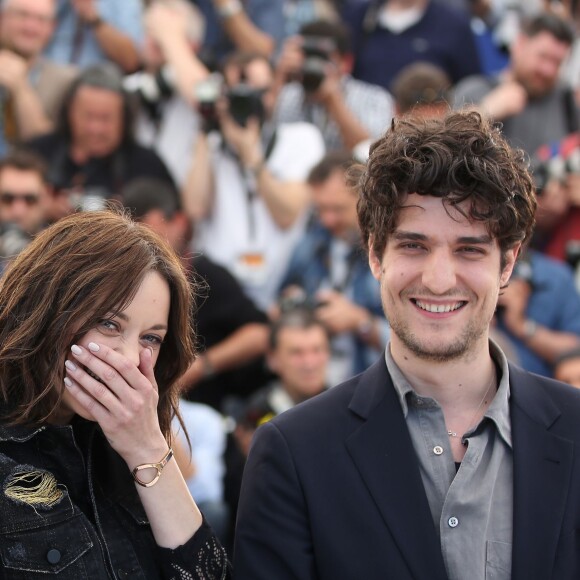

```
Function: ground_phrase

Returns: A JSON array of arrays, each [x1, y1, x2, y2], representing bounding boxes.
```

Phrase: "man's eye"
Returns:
[[460, 246, 485, 255]]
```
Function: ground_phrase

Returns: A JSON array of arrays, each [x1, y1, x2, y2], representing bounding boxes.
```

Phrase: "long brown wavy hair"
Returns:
[[0, 208, 196, 438]]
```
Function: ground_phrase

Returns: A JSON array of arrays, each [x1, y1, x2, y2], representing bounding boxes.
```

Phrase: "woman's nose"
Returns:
[[114, 340, 142, 367]]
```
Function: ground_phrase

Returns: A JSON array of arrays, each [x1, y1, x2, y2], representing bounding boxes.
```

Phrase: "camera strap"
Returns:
[[236, 128, 278, 241], [317, 236, 362, 294]]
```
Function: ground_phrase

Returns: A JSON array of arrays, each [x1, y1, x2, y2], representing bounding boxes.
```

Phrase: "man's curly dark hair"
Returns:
[[352, 109, 537, 268]]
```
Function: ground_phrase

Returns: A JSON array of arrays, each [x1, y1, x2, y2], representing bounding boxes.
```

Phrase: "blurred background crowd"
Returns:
[[2, 0, 580, 554]]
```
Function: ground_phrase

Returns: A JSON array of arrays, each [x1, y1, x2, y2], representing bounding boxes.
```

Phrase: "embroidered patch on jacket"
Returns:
[[4, 467, 64, 509]]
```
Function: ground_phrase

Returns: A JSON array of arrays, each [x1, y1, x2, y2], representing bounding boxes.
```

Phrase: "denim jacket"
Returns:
[[0, 416, 230, 580], [279, 222, 389, 375]]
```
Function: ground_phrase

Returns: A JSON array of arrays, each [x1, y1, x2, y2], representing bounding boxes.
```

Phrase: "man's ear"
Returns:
[[368, 241, 382, 280], [339, 52, 354, 75], [500, 242, 522, 287], [143, 208, 166, 230], [174, 210, 192, 239]]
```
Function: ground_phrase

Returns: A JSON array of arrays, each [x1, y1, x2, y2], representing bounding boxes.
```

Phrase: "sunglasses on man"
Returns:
[[0, 192, 40, 207]]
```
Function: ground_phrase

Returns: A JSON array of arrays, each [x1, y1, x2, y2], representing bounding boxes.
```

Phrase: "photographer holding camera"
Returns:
[[277, 151, 388, 385], [273, 19, 394, 153], [453, 11, 576, 158], [529, 134, 580, 280], [25, 63, 177, 209], [127, 0, 210, 188], [0, 148, 64, 271], [182, 50, 325, 310], [494, 246, 580, 381], [0, 0, 77, 153]]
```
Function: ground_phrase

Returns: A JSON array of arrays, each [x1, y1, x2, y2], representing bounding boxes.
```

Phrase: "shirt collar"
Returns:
[[385, 339, 512, 447], [483, 339, 512, 448], [0, 422, 47, 443]]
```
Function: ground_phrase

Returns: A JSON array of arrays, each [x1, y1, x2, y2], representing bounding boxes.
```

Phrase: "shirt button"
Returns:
[[448, 516, 459, 528], [46, 549, 61, 564], [433, 446, 444, 455]]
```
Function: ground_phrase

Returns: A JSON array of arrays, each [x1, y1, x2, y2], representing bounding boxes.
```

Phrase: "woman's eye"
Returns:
[[98, 319, 119, 333], [142, 334, 164, 348]]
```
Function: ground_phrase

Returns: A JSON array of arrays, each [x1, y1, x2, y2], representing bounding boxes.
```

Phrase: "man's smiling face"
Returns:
[[369, 194, 519, 363]]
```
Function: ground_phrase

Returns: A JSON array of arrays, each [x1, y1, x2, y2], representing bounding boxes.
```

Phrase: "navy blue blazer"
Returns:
[[233, 357, 580, 579]]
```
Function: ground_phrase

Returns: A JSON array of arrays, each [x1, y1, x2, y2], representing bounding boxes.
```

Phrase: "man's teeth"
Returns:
[[415, 300, 464, 313]]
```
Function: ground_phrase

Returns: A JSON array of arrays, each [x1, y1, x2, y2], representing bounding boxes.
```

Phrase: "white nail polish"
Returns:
[[65, 360, 77, 372], [88, 342, 100, 352], [64, 377, 73, 388], [71, 345, 82, 355]]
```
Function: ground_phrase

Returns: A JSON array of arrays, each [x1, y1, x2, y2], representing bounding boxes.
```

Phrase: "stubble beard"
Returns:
[[385, 285, 491, 362], [389, 314, 488, 362]]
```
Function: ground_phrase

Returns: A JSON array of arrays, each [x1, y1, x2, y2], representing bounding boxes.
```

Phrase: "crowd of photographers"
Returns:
[[2, 0, 580, 552]]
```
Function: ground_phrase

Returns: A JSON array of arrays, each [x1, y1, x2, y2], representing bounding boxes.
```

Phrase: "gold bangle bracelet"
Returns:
[[131, 447, 174, 488]]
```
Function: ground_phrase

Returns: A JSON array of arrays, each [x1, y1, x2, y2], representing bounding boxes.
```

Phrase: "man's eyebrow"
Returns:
[[392, 231, 428, 241], [456, 235, 493, 245], [392, 231, 493, 245]]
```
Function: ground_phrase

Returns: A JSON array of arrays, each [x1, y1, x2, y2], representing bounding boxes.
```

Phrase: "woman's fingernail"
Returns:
[[64, 377, 73, 388], [65, 360, 77, 372], [71, 345, 82, 355], [88, 342, 100, 352]]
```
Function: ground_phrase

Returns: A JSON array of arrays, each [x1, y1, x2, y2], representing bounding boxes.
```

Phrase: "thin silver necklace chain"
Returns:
[[446, 369, 497, 439]]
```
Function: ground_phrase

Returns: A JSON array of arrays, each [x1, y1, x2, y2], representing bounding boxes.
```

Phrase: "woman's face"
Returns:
[[58, 270, 171, 423]]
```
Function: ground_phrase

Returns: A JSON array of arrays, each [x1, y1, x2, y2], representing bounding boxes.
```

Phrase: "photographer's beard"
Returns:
[[518, 71, 558, 101]]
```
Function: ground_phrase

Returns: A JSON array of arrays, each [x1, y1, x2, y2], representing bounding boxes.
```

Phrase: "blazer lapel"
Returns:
[[509, 364, 575, 580], [345, 360, 448, 580]]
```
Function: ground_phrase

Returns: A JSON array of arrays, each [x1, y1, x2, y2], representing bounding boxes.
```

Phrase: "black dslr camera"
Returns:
[[123, 66, 174, 122], [530, 155, 571, 195], [194, 74, 265, 131], [531, 134, 580, 194], [278, 286, 328, 313], [194, 74, 223, 133], [227, 83, 266, 127], [300, 36, 336, 93]]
